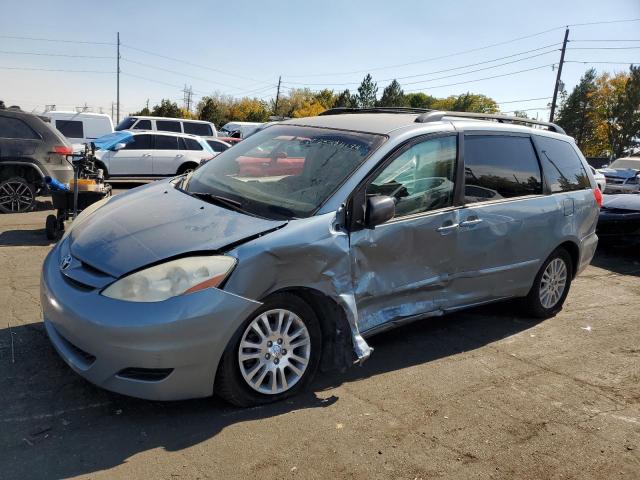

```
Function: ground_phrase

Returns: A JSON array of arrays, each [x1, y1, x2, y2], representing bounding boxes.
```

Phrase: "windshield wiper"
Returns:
[[189, 191, 246, 213]]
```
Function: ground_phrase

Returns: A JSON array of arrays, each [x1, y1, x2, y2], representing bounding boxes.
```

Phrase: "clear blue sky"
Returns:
[[2, 0, 639, 122]]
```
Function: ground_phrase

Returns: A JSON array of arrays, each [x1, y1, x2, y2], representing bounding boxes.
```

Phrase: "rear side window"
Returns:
[[464, 135, 542, 203], [183, 122, 212, 136], [0, 116, 40, 139], [183, 138, 203, 151], [55, 120, 84, 139], [133, 119, 152, 130], [123, 134, 153, 150], [207, 140, 229, 153], [155, 135, 178, 150], [156, 120, 181, 133], [535, 136, 590, 192]]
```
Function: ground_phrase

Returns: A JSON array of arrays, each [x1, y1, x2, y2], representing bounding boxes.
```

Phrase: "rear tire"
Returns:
[[0, 177, 36, 213], [216, 293, 322, 407], [521, 247, 573, 318], [45, 214, 59, 240], [177, 162, 198, 175]]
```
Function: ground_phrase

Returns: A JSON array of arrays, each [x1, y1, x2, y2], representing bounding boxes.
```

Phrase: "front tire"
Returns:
[[521, 247, 573, 318], [216, 293, 322, 407]]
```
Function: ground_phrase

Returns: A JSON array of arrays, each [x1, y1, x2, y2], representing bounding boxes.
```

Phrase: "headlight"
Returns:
[[102, 256, 236, 302]]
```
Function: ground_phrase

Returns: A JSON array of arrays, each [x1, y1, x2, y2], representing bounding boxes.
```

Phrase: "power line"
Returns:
[[566, 46, 640, 50], [565, 60, 640, 65], [404, 63, 555, 93], [121, 57, 241, 90], [571, 39, 640, 42], [0, 65, 114, 73], [496, 96, 552, 104], [284, 17, 640, 78], [120, 44, 275, 86], [282, 44, 561, 87], [502, 106, 551, 113], [0, 50, 113, 58], [0, 34, 114, 45]]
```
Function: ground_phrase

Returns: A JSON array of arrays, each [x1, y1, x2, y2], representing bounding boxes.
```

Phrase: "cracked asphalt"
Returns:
[[1, 187, 639, 479]]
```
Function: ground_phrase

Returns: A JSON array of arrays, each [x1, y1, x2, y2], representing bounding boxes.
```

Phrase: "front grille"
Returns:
[[604, 177, 625, 184], [116, 368, 174, 382]]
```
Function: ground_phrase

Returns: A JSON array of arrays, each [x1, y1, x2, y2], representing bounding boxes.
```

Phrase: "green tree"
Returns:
[[404, 92, 435, 109], [378, 79, 407, 107], [357, 74, 378, 108], [613, 64, 640, 157], [556, 68, 598, 152], [150, 99, 182, 118], [197, 94, 232, 127], [434, 92, 497, 113], [313, 89, 336, 109], [0, 100, 6, 109], [334, 89, 357, 108]]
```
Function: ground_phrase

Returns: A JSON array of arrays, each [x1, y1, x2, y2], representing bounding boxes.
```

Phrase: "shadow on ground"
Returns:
[[591, 243, 640, 277], [2, 302, 541, 480]]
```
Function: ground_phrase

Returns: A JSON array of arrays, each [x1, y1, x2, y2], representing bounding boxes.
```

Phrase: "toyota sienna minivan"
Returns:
[[41, 109, 600, 406]]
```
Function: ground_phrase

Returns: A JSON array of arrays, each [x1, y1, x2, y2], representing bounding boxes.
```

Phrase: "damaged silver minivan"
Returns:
[[41, 109, 600, 406]]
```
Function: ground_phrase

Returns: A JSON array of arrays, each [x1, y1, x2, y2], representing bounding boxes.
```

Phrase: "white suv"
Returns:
[[115, 116, 217, 139], [94, 131, 214, 179]]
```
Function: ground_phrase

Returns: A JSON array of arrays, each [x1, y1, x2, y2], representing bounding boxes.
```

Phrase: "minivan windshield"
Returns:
[[186, 125, 384, 219], [610, 158, 640, 170]]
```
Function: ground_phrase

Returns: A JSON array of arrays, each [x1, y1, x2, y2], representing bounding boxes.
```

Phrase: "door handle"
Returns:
[[459, 217, 483, 227], [176, 154, 184, 158], [142, 153, 152, 157], [436, 222, 459, 233]]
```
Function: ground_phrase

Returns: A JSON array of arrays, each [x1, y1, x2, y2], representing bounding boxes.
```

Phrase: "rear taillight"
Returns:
[[52, 146, 73, 155], [593, 187, 603, 208]]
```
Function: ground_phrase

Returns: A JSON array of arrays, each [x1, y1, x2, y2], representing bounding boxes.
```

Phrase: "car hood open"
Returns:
[[600, 167, 639, 180], [68, 180, 287, 278], [601, 194, 640, 212]]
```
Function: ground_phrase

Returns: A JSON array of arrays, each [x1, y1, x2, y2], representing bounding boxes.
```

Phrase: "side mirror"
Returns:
[[111, 142, 126, 151], [365, 195, 395, 228]]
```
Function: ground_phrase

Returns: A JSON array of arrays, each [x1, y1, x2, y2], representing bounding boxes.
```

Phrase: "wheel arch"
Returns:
[[556, 240, 580, 279], [0, 161, 46, 185], [176, 161, 199, 175], [265, 287, 355, 372]]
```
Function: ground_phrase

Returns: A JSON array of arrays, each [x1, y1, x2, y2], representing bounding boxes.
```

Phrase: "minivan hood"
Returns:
[[69, 181, 287, 277]]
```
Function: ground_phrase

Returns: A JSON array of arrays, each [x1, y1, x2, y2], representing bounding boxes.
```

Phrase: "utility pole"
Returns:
[[183, 85, 193, 113], [274, 76, 281, 118], [116, 32, 121, 124], [111, 102, 114, 120], [549, 27, 569, 123]]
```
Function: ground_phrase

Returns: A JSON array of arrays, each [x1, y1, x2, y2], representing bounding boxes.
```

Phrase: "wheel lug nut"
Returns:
[[282, 349, 287, 355], [267, 341, 272, 347], [265, 353, 271, 359], [277, 338, 283, 344], [274, 358, 279, 364]]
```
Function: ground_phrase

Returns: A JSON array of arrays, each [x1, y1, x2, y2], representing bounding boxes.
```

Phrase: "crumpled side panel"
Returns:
[[223, 212, 372, 363]]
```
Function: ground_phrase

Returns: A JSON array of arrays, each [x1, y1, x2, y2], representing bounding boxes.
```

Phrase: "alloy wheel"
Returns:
[[539, 258, 568, 309], [0, 180, 35, 213], [238, 308, 311, 395]]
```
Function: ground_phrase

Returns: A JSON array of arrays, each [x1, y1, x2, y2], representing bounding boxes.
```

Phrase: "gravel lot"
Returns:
[[1, 185, 639, 479]]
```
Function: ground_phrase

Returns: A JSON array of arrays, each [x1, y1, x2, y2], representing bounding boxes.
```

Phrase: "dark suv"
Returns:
[[0, 108, 74, 213]]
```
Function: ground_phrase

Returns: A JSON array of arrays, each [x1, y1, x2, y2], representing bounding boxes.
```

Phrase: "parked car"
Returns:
[[41, 109, 600, 406], [115, 116, 217, 139], [597, 193, 640, 244], [42, 111, 114, 145], [93, 131, 214, 178], [600, 157, 640, 194], [590, 166, 606, 192], [0, 108, 74, 213], [206, 138, 232, 155], [219, 121, 264, 139]]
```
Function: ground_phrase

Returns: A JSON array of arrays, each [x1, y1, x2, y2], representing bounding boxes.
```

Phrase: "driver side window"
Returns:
[[367, 135, 457, 219]]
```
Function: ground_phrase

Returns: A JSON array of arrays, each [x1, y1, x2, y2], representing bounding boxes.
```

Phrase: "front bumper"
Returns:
[[41, 247, 260, 400], [597, 211, 640, 242]]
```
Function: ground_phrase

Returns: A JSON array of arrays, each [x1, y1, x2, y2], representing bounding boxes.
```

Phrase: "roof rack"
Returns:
[[319, 107, 434, 116], [415, 110, 566, 134]]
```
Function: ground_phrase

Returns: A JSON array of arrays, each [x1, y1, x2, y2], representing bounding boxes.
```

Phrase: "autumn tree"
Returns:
[[434, 92, 498, 113], [357, 74, 378, 107], [197, 94, 233, 127], [378, 80, 407, 107]]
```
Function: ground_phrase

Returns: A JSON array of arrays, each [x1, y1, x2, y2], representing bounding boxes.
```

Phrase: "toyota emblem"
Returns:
[[60, 255, 72, 271]]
